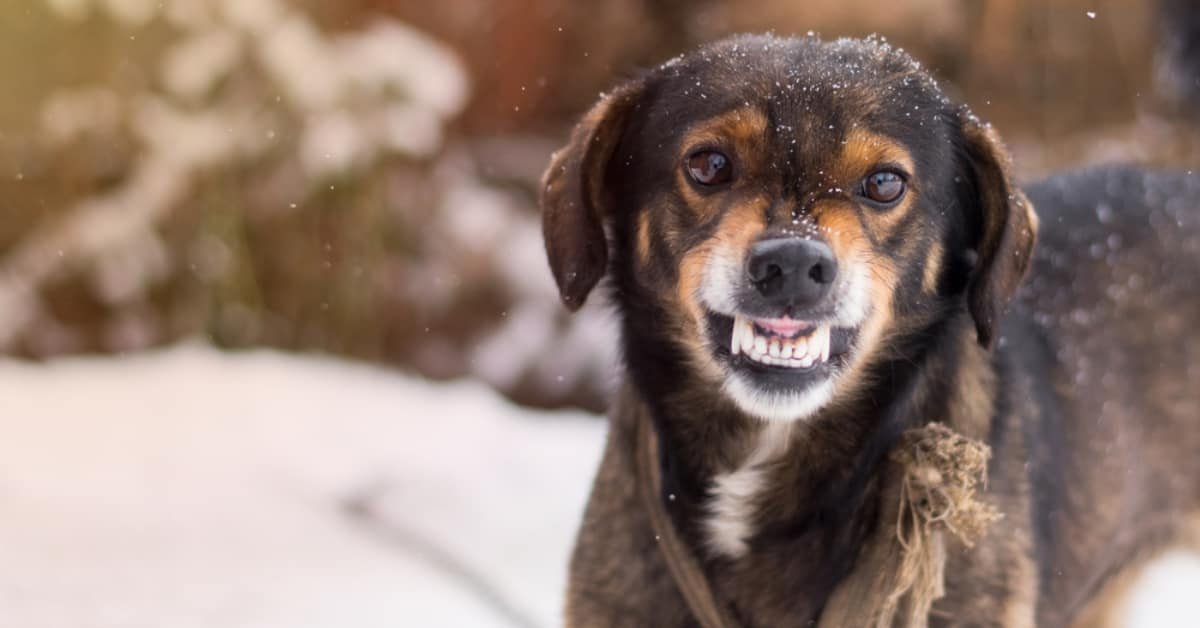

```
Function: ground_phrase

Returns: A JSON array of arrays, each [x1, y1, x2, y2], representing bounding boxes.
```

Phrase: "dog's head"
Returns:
[[541, 35, 1037, 422]]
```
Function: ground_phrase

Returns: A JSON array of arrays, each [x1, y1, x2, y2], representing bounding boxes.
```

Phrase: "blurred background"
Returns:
[[2, 0, 1199, 626]]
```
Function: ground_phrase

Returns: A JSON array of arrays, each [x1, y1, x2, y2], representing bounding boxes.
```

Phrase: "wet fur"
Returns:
[[543, 35, 1200, 627]]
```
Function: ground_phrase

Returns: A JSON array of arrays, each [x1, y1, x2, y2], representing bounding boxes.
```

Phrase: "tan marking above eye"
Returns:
[[836, 128, 916, 184], [677, 106, 769, 157]]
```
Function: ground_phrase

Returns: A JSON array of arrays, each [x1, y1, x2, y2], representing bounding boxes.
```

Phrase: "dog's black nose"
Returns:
[[746, 238, 837, 306]]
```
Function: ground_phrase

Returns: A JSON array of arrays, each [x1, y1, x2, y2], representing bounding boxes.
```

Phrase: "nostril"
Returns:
[[748, 255, 781, 284], [751, 262, 784, 297], [808, 261, 833, 285]]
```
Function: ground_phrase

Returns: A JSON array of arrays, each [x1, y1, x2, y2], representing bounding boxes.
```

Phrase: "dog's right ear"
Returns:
[[540, 80, 644, 310]]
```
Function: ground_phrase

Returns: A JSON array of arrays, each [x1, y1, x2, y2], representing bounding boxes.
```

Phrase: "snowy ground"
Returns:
[[0, 345, 1196, 627]]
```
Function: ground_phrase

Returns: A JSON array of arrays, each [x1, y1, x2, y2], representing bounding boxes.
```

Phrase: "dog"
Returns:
[[541, 34, 1200, 627]]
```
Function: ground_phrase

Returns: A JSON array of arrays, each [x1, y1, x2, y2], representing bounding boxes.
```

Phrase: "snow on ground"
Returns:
[[0, 344, 1197, 627], [0, 345, 602, 628]]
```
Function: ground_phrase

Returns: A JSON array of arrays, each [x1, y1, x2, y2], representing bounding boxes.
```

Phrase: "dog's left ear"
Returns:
[[540, 80, 644, 311], [959, 118, 1039, 347]]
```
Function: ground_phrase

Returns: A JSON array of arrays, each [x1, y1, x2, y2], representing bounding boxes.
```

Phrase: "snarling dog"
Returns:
[[542, 34, 1200, 627]]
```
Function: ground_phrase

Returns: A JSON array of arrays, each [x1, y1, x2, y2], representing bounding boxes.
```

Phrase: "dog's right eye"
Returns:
[[686, 150, 733, 186]]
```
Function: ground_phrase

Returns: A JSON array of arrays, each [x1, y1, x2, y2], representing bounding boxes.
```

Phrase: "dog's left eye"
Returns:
[[862, 171, 906, 205], [686, 150, 733, 186]]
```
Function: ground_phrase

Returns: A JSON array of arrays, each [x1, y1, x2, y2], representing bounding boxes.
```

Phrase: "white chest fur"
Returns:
[[703, 422, 793, 558]]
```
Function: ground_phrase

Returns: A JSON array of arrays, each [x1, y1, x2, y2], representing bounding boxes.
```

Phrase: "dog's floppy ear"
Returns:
[[959, 118, 1039, 347], [540, 80, 643, 310]]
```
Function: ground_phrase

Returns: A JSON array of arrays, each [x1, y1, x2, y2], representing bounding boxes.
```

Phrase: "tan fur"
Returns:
[[637, 211, 653, 266], [810, 200, 867, 258], [923, 242, 945, 294], [675, 199, 769, 380], [837, 129, 917, 174], [675, 238, 725, 381], [839, 249, 900, 397]]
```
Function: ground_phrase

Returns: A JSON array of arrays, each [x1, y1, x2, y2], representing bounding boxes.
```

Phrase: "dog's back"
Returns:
[[1001, 165, 1200, 622]]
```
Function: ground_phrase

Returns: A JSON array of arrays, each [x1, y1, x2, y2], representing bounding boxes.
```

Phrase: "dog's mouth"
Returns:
[[705, 311, 858, 383]]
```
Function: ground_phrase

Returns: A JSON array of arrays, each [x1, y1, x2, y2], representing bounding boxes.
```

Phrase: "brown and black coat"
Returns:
[[541, 34, 1200, 627]]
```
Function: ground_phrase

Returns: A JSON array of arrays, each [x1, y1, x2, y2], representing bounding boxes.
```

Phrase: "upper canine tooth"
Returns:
[[803, 328, 818, 362], [731, 315, 743, 355], [741, 319, 755, 353], [813, 326, 830, 361]]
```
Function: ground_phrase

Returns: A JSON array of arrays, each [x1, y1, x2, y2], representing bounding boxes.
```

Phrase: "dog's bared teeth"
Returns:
[[801, 325, 827, 363], [814, 325, 831, 362], [801, 329, 816, 363], [811, 331, 830, 360], [732, 316, 834, 369]]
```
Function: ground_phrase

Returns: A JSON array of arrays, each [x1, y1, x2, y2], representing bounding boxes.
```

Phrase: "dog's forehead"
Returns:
[[644, 35, 950, 148]]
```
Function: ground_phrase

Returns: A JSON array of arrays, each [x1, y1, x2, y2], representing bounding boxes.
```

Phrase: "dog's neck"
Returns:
[[621, 312, 995, 622]]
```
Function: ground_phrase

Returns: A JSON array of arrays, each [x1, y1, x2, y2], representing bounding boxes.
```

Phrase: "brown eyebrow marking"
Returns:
[[837, 128, 916, 178], [677, 106, 769, 157]]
